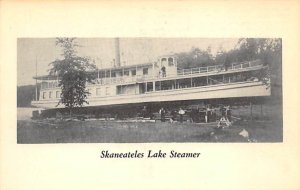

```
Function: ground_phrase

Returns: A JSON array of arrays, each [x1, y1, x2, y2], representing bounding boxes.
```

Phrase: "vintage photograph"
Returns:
[[17, 38, 282, 143]]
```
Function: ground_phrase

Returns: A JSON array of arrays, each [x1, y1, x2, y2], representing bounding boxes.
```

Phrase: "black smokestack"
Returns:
[[115, 38, 121, 67]]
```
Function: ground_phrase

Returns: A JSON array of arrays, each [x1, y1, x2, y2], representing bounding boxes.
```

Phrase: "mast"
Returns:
[[35, 56, 38, 101]]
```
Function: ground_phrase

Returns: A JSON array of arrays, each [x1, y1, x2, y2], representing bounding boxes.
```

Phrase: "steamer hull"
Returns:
[[32, 81, 270, 109]]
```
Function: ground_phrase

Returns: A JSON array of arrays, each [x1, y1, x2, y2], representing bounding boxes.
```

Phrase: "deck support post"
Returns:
[[136, 65, 138, 75], [109, 69, 111, 84], [160, 81, 161, 90], [152, 62, 155, 80], [206, 76, 208, 85], [145, 82, 147, 92]]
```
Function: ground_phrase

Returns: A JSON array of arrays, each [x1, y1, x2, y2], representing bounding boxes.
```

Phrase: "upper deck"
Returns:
[[36, 59, 265, 90], [32, 58, 270, 108]]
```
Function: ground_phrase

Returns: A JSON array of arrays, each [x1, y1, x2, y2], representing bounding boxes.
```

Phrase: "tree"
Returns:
[[176, 47, 215, 69], [49, 38, 97, 116], [218, 38, 281, 95], [17, 84, 40, 107]]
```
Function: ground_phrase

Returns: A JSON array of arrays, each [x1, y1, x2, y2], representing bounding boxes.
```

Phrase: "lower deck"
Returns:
[[32, 80, 270, 109]]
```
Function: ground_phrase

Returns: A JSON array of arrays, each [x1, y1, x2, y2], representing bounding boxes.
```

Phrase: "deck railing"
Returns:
[[94, 75, 147, 85], [101, 60, 262, 85], [177, 59, 262, 76]]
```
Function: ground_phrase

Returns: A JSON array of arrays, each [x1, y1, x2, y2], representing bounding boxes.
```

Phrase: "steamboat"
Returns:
[[31, 54, 270, 119]]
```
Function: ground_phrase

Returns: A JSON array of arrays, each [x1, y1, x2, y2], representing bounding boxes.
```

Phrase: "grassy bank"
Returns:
[[17, 103, 282, 143], [17, 119, 282, 143]]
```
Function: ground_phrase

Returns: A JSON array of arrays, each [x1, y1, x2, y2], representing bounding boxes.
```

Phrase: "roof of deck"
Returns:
[[33, 62, 154, 80]]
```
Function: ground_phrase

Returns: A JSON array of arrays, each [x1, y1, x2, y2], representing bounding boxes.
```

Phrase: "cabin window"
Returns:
[[106, 87, 110, 95], [168, 58, 174, 66], [43, 92, 46, 99], [117, 86, 123, 95], [49, 91, 52, 99], [161, 58, 167, 64], [105, 71, 110, 78], [131, 69, 136, 76], [97, 71, 104, 78], [111, 72, 116, 78], [146, 82, 153, 92], [41, 82, 46, 89], [143, 68, 148, 75], [124, 70, 130, 76], [96, 88, 101, 96], [56, 91, 60, 98]]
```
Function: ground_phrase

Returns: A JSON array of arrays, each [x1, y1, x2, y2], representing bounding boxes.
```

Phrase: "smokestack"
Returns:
[[115, 38, 121, 67]]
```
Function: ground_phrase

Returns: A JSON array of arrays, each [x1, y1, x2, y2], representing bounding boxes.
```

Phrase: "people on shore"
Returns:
[[141, 106, 148, 118], [217, 105, 232, 128], [159, 107, 166, 122], [178, 107, 185, 123]]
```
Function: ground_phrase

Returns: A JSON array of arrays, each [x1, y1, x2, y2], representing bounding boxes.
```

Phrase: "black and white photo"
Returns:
[[17, 38, 282, 143]]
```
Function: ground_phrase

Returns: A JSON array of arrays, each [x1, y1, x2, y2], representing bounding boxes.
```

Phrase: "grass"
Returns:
[[18, 120, 215, 143], [17, 119, 282, 143], [17, 104, 283, 143]]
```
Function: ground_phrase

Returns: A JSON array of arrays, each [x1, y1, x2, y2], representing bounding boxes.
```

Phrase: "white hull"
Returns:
[[32, 81, 270, 109]]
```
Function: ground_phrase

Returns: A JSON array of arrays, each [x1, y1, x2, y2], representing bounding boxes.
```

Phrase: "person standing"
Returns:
[[142, 106, 147, 118], [221, 106, 226, 117], [178, 108, 185, 123], [161, 66, 166, 77], [159, 107, 166, 122], [226, 106, 232, 122]]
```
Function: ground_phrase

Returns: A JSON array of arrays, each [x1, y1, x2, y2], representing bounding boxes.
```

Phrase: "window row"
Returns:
[[96, 68, 148, 78], [87, 87, 111, 96], [41, 87, 112, 99], [41, 81, 59, 90], [42, 91, 61, 99], [161, 57, 174, 66]]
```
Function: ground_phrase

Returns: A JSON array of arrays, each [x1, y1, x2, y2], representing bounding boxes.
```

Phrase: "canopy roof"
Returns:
[[33, 62, 154, 80]]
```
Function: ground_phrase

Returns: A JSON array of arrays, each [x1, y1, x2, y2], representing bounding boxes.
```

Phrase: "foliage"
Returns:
[[176, 38, 281, 93], [215, 38, 281, 64], [17, 85, 40, 107], [49, 38, 97, 110], [176, 47, 215, 69], [176, 38, 281, 69]]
